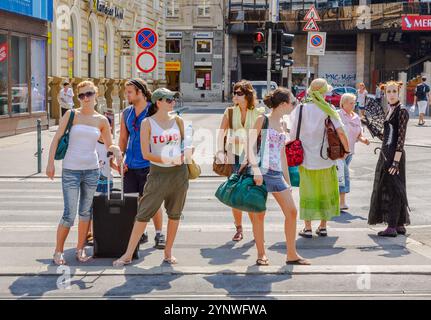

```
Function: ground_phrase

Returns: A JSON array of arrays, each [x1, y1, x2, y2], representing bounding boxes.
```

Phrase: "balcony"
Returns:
[[227, 1, 431, 33]]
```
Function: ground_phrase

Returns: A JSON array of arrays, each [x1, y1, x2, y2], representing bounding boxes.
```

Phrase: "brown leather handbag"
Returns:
[[320, 116, 347, 161], [213, 107, 234, 177]]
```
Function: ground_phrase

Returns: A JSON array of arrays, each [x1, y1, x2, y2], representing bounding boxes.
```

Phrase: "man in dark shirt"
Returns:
[[414, 77, 430, 126]]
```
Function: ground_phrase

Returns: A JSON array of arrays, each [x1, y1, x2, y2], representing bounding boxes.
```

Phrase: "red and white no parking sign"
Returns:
[[135, 27, 158, 73], [136, 51, 157, 73]]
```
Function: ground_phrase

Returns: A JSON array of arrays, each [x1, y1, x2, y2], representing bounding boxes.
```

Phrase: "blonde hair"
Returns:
[[380, 80, 403, 93], [77, 80, 98, 94], [340, 93, 356, 109], [309, 78, 328, 92]]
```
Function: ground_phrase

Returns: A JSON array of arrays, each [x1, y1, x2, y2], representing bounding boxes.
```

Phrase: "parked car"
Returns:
[[250, 81, 278, 108], [296, 86, 357, 108]]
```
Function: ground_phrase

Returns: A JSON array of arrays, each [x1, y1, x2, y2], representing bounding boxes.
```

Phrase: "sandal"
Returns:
[[316, 227, 328, 237], [286, 258, 311, 265], [113, 257, 132, 267], [256, 258, 269, 266], [76, 249, 92, 263], [299, 228, 313, 239], [163, 256, 178, 265], [53, 252, 66, 266], [232, 225, 243, 242]]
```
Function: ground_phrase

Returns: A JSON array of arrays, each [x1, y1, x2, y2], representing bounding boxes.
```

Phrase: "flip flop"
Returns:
[[113, 258, 132, 267], [256, 258, 269, 266], [163, 257, 178, 265], [286, 258, 311, 265]]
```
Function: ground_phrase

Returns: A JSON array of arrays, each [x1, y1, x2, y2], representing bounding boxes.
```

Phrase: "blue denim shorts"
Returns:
[[60, 168, 99, 227], [262, 169, 290, 193]]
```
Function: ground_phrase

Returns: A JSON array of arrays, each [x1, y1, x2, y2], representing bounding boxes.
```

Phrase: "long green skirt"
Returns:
[[299, 165, 340, 221]]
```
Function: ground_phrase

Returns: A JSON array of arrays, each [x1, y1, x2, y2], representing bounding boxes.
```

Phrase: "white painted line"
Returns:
[[0, 224, 375, 231]]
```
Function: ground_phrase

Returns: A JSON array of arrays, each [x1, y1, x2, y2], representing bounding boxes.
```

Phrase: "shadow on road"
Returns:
[[267, 237, 346, 259], [200, 240, 254, 265], [203, 266, 292, 300], [366, 234, 411, 258], [332, 211, 368, 224]]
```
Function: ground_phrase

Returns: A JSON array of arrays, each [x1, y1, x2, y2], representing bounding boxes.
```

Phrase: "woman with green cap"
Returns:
[[289, 78, 350, 238]]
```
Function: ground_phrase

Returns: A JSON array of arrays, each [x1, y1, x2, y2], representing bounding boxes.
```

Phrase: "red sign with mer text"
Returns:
[[402, 15, 431, 31]]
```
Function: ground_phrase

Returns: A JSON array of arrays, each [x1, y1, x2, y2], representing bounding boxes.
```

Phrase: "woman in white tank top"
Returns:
[[114, 88, 190, 267], [46, 81, 123, 266]]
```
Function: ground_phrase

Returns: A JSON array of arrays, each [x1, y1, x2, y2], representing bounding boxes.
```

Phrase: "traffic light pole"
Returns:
[[267, 27, 272, 94]]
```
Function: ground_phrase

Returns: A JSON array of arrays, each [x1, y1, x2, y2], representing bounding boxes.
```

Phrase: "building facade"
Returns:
[[165, 0, 224, 102], [0, 1, 52, 137], [225, 0, 431, 104], [48, 0, 167, 122]]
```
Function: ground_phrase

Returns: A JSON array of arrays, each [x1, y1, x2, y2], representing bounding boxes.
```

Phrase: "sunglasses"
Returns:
[[233, 91, 245, 96], [159, 98, 175, 104], [78, 91, 96, 100]]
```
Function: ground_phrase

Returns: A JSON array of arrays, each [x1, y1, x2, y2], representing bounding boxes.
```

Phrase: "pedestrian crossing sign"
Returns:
[[303, 18, 320, 32]]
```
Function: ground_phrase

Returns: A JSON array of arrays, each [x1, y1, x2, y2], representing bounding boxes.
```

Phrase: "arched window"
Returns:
[[88, 13, 99, 78], [104, 20, 114, 79]]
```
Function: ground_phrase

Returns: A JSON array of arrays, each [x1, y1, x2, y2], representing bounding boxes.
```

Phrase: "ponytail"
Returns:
[[147, 102, 158, 117]]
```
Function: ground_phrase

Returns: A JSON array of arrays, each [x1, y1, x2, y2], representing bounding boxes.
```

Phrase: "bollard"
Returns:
[[37, 119, 42, 173]]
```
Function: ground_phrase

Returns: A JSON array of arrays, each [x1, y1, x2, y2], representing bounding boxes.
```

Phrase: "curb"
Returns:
[[1, 265, 431, 277]]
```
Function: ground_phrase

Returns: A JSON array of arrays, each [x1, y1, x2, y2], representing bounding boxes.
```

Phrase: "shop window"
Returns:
[[195, 39, 212, 54], [11, 35, 28, 114], [0, 34, 8, 116], [166, 39, 181, 53], [31, 39, 46, 112], [195, 69, 211, 90]]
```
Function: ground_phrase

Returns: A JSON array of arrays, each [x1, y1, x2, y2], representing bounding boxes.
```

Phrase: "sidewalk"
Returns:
[[1, 225, 431, 276]]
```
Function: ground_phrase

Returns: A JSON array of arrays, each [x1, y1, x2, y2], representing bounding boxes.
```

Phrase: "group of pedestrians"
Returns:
[[46, 76, 410, 267]]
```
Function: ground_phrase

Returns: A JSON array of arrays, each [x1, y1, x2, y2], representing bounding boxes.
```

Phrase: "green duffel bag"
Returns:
[[215, 173, 267, 213]]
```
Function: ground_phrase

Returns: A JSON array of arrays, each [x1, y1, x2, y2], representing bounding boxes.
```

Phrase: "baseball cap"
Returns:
[[151, 88, 180, 104]]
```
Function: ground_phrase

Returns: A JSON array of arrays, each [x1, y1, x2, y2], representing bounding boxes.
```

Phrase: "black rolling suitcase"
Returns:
[[92, 158, 139, 259]]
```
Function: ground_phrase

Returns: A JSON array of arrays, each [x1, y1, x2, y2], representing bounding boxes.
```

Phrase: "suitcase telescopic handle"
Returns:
[[107, 151, 124, 201]]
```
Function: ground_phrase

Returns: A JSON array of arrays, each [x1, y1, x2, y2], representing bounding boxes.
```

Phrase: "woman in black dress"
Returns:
[[364, 81, 410, 237]]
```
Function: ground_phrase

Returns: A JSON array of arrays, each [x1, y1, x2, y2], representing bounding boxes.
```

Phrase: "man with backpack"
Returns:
[[414, 77, 430, 126], [118, 78, 166, 249]]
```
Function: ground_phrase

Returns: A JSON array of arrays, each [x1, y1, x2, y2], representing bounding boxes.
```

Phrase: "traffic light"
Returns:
[[253, 31, 265, 59], [277, 31, 295, 68]]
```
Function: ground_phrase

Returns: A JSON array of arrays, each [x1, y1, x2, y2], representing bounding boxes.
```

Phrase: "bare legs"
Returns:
[[115, 218, 180, 264], [55, 220, 91, 253], [273, 190, 304, 261], [248, 212, 266, 261]]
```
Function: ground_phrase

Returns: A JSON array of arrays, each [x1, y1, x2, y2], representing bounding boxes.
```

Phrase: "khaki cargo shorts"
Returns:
[[136, 164, 189, 222]]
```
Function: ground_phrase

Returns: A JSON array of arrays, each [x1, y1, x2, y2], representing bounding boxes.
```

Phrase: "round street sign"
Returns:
[[310, 35, 323, 47], [135, 28, 158, 50], [136, 51, 157, 73]]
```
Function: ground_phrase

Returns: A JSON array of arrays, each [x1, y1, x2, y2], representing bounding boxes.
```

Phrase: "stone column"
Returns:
[[119, 79, 127, 110], [93, 78, 107, 114], [48, 76, 63, 123], [105, 78, 115, 111], [356, 33, 372, 88], [71, 77, 83, 108]]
